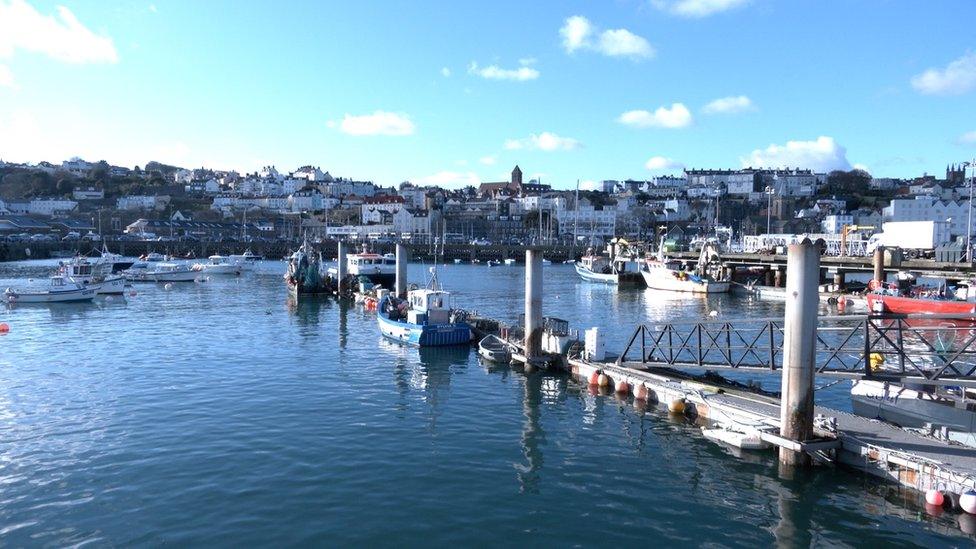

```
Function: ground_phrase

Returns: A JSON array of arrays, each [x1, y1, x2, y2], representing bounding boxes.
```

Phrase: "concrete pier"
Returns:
[[779, 240, 820, 467], [524, 249, 543, 361], [337, 241, 347, 293], [395, 243, 409, 298]]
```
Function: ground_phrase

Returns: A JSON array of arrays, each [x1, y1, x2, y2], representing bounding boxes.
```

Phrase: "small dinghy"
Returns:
[[478, 335, 512, 363]]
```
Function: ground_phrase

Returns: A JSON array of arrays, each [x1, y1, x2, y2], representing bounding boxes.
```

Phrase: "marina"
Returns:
[[2, 242, 976, 544]]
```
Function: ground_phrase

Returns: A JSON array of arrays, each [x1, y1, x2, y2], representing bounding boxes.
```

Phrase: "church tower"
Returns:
[[511, 165, 523, 186]]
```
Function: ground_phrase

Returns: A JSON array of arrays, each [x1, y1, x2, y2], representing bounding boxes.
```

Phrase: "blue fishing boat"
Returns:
[[377, 268, 471, 346]]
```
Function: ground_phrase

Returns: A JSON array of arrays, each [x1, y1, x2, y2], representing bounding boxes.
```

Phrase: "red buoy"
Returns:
[[0, 322, 9, 334], [588, 371, 600, 386], [616, 380, 630, 395]]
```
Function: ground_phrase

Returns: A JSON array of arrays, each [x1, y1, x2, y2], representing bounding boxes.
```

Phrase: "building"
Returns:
[[821, 214, 854, 234], [27, 198, 79, 216], [478, 166, 551, 198], [72, 187, 104, 200], [117, 195, 170, 211], [883, 196, 972, 238], [288, 186, 325, 213], [61, 158, 92, 177], [361, 195, 405, 223], [185, 179, 221, 195]]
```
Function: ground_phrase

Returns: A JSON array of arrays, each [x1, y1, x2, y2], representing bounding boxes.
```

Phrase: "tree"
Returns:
[[56, 178, 74, 196], [823, 169, 871, 196]]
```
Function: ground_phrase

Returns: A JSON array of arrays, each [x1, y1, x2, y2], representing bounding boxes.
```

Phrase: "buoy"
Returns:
[[668, 398, 686, 414], [926, 489, 945, 507], [708, 310, 718, 317], [588, 371, 600, 386], [960, 489, 976, 514], [597, 373, 610, 387], [869, 353, 885, 372], [0, 322, 9, 333], [634, 383, 648, 401], [164, 283, 173, 290], [615, 380, 629, 394]]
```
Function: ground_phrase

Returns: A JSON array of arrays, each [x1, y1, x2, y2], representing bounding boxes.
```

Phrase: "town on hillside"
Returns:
[[0, 157, 972, 254]]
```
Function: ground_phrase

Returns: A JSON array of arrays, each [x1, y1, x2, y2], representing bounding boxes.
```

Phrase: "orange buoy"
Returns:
[[616, 380, 630, 395], [0, 322, 9, 333], [668, 398, 686, 414], [588, 371, 600, 386]]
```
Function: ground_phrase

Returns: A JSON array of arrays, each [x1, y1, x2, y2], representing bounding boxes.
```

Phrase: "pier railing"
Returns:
[[618, 314, 976, 386]]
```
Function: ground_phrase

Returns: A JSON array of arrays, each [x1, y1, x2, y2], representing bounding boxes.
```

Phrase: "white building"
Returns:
[[72, 187, 104, 200], [185, 179, 221, 195], [61, 158, 92, 177], [289, 187, 324, 213], [117, 195, 169, 211], [361, 196, 405, 223], [555, 198, 617, 240], [821, 214, 854, 234], [883, 197, 972, 238], [27, 198, 78, 216]]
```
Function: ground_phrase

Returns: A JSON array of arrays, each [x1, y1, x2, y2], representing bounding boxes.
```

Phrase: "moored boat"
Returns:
[[478, 335, 512, 363], [851, 380, 976, 448], [59, 256, 126, 295], [284, 240, 333, 295], [377, 268, 471, 346], [147, 262, 203, 282], [867, 273, 975, 315], [3, 276, 96, 303], [641, 240, 730, 294], [344, 247, 396, 287], [193, 255, 243, 276]]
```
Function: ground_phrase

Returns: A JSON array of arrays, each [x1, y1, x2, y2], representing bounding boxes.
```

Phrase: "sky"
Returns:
[[1, 0, 975, 189]]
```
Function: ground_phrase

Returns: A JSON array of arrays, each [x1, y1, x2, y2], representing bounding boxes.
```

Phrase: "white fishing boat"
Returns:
[[851, 380, 976, 447], [59, 256, 126, 295], [486, 259, 500, 267], [3, 276, 96, 303], [641, 239, 730, 294], [574, 240, 645, 286], [146, 262, 202, 282], [141, 252, 167, 262], [478, 335, 512, 363], [228, 249, 263, 266], [193, 255, 243, 275], [96, 244, 134, 273], [503, 258, 516, 266], [342, 247, 396, 287]]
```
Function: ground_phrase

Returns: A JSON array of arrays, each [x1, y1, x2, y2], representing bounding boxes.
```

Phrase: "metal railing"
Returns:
[[618, 314, 976, 386]]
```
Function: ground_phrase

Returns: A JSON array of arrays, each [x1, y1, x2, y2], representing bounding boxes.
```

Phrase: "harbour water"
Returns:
[[0, 260, 971, 545]]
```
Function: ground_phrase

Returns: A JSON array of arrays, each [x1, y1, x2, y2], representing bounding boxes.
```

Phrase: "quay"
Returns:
[[458, 243, 976, 516]]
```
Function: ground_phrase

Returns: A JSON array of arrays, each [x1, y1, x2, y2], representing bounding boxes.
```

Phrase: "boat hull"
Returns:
[[867, 294, 976, 315], [92, 276, 126, 295], [3, 288, 95, 303], [377, 311, 471, 346], [150, 271, 201, 282], [642, 270, 730, 294], [575, 262, 617, 284], [197, 264, 242, 275], [851, 380, 976, 447]]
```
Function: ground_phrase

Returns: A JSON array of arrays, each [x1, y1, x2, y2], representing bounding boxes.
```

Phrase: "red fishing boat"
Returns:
[[866, 293, 976, 315]]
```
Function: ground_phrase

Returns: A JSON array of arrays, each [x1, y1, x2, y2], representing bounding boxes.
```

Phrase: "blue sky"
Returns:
[[1, 0, 975, 189]]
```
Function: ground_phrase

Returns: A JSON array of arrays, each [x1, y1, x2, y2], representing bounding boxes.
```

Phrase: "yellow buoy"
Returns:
[[869, 353, 885, 372]]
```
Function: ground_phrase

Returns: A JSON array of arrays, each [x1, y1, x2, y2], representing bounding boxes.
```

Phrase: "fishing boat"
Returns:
[[59, 256, 126, 295], [641, 240, 730, 294], [503, 258, 516, 266], [851, 380, 976, 448], [478, 335, 512, 363], [147, 262, 202, 282], [866, 273, 975, 315], [574, 239, 645, 285], [141, 252, 167, 262], [284, 240, 333, 295], [96, 244, 134, 273], [193, 255, 243, 276], [3, 276, 96, 303], [343, 246, 396, 287], [228, 249, 263, 266], [377, 268, 471, 346]]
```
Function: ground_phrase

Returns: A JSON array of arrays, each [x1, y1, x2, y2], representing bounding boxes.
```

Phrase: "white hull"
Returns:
[[150, 271, 202, 282], [851, 380, 976, 447], [196, 264, 242, 275], [4, 288, 95, 303], [90, 276, 126, 295], [642, 269, 729, 294], [575, 262, 618, 284]]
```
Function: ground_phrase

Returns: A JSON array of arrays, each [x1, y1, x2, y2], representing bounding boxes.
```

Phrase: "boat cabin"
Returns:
[[406, 288, 452, 325], [580, 255, 610, 274]]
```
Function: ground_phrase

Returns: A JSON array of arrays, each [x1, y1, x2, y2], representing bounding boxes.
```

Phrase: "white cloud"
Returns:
[[479, 155, 497, 165], [559, 15, 654, 60], [702, 95, 754, 115], [645, 156, 685, 171], [440, 66, 451, 77], [504, 132, 580, 151], [741, 136, 852, 172], [333, 111, 415, 136], [579, 180, 600, 191], [912, 52, 976, 95], [0, 64, 14, 88], [0, 0, 118, 63], [618, 103, 692, 129], [959, 130, 976, 145], [468, 60, 539, 81], [416, 171, 481, 188], [653, 0, 750, 18]]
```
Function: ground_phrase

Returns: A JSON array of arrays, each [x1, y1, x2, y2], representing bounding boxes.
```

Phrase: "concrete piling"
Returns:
[[832, 269, 845, 290], [395, 243, 409, 298], [779, 239, 820, 467], [873, 246, 885, 284], [525, 249, 543, 360], [337, 241, 347, 294], [774, 267, 784, 288]]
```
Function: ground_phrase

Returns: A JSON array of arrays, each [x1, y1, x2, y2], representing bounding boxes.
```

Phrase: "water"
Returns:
[[0, 260, 971, 546]]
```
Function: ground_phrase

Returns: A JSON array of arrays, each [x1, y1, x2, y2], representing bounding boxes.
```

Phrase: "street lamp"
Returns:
[[965, 160, 975, 262], [765, 185, 775, 235]]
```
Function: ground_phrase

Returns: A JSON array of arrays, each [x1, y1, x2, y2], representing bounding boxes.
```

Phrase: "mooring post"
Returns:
[[832, 269, 845, 290], [395, 243, 409, 298], [774, 267, 784, 288], [779, 239, 820, 467], [524, 249, 543, 360], [873, 246, 885, 285], [337, 241, 347, 294]]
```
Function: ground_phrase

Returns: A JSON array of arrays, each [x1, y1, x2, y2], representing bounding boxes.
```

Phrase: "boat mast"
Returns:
[[573, 180, 579, 258]]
